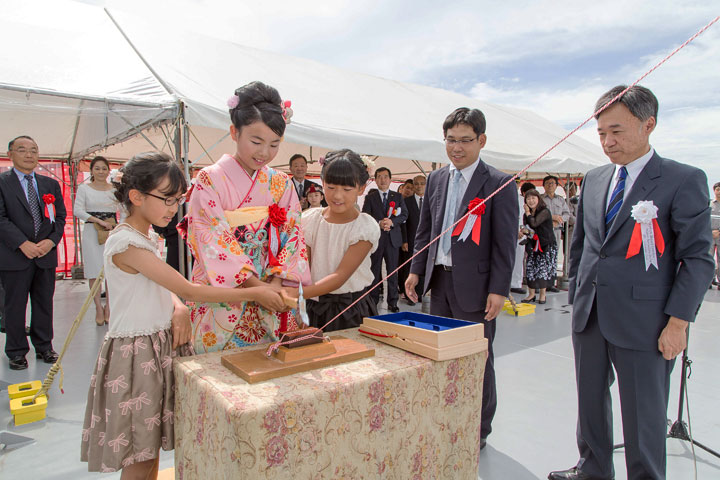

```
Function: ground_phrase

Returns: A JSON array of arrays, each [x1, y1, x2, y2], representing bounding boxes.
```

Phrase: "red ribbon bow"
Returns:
[[267, 204, 287, 267], [387, 200, 396, 218], [451, 197, 485, 245], [43, 194, 56, 222], [625, 219, 665, 259], [532, 234, 543, 252]]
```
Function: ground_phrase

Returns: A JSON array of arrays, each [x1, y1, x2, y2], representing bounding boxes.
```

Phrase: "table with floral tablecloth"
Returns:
[[174, 328, 487, 479]]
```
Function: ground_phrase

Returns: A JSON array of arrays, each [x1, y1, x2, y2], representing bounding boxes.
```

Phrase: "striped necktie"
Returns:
[[25, 174, 43, 235], [604, 166, 628, 234]]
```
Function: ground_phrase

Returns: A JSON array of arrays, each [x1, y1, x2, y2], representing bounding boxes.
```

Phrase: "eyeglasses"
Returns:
[[11, 147, 39, 155], [444, 137, 478, 146], [144, 192, 186, 206]]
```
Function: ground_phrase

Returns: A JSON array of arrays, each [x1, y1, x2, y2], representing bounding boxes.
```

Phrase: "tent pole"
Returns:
[[172, 102, 188, 279]]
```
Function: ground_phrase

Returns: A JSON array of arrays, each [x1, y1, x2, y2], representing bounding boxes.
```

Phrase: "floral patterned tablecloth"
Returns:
[[174, 328, 487, 479]]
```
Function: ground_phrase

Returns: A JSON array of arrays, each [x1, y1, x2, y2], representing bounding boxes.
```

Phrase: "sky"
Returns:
[[84, 0, 720, 190]]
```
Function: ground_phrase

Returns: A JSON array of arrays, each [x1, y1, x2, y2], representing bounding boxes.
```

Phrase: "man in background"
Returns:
[[289, 154, 323, 210], [363, 167, 408, 312], [541, 175, 569, 292], [0, 136, 65, 370]]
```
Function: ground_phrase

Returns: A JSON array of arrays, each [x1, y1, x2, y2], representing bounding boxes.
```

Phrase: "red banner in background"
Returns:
[[0, 158, 76, 277]]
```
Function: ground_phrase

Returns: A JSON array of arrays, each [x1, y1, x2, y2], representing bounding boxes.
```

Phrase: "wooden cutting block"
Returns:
[[221, 336, 374, 384]]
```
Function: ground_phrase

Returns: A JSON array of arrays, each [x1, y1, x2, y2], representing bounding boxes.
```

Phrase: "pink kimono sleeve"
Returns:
[[185, 170, 256, 287], [266, 174, 311, 285]]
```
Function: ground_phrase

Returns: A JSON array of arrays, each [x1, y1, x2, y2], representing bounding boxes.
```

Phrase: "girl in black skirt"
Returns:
[[287, 149, 380, 331], [522, 189, 557, 304]]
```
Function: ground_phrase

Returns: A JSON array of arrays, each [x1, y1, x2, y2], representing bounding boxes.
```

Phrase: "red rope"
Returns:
[[266, 16, 719, 356], [357, 329, 397, 338]]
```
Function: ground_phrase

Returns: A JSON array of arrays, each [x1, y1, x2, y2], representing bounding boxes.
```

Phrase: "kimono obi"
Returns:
[[225, 206, 270, 228]]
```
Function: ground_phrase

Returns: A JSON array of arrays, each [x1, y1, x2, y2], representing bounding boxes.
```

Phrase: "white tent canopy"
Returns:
[[1, 0, 606, 177]]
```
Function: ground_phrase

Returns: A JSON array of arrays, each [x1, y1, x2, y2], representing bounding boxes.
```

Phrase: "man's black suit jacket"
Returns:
[[362, 189, 408, 249], [402, 196, 421, 250], [0, 169, 66, 271]]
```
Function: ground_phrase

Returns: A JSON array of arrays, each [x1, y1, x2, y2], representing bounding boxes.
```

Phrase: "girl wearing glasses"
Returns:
[[81, 152, 285, 476], [180, 81, 310, 353]]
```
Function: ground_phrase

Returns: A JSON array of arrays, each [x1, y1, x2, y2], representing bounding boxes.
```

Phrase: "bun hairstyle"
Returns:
[[228, 81, 286, 137], [113, 152, 187, 212], [321, 149, 370, 188], [89, 156, 110, 181]]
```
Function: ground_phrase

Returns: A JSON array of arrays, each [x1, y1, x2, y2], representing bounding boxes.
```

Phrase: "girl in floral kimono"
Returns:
[[182, 81, 310, 353]]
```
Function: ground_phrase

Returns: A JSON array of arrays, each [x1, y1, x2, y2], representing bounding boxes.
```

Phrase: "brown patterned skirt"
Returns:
[[80, 328, 192, 472]]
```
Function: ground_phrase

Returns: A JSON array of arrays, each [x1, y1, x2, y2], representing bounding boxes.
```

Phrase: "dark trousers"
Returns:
[[0, 264, 55, 357], [429, 267, 497, 439], [165, 234, 180, 272], [398, 248, 411, 296], [370, 233, 399, 308], [0, 276, 5, 331], [573, 302, 674, 480]]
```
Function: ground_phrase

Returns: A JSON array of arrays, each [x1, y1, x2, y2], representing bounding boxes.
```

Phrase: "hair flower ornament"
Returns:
[[627, 200, 665, 271], [281, 100, 293, 124], [227, 94, 240, 109], [360, 155, 375, 175], [318, 155, 326, 166]]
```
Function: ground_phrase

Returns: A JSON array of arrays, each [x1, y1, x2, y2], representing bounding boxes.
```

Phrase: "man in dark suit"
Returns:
[[0, 136, 65, 370], [363, 167, 408, 312], [289, 153, 324, 209], [549, 86, 713, 480], [406, 108, 518, 448], [399, 175, 426, 305]]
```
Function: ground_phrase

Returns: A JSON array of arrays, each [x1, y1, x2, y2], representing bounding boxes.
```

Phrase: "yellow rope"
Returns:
[[33, 268, 105, 401]]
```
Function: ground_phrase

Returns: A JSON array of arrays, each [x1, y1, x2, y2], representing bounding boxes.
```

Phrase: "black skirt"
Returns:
[[306, 288, 377, 332]]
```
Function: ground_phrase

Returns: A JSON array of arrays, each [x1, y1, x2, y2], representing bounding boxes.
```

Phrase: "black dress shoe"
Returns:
[[548, 467, 608, 480], [510, 287, 526, 294], [36, 349, 59, 364], [547, 286, 560, 293], [405, 299, 416, 306], [9, 355, 28, 370], [388, 305, 400, 313], [480, 437, 487, 450]]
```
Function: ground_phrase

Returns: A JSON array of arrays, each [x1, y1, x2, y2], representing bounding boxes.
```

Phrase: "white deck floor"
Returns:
[[1, 280, 719, 479]]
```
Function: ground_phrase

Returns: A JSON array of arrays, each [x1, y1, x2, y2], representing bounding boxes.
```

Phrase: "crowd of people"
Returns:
[[0, 81, 717, 480]]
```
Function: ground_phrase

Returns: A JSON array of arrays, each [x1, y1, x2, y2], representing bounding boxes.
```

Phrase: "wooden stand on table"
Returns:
[[221, 336, 374, 384]]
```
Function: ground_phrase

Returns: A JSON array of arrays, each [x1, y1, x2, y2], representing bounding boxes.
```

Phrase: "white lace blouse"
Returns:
[[103, 224, 173, 338], [301, 207, 380, 295]]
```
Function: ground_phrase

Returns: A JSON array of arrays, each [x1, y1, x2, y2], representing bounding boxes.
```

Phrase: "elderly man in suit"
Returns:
[[363, 167, 408, 312], [0, 136, 66, 370], [405, 107, 518, 449], [548, 86, 713, 480]]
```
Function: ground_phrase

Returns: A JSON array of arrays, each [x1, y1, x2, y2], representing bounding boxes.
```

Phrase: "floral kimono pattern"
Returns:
[[182, 154, 310, 353]]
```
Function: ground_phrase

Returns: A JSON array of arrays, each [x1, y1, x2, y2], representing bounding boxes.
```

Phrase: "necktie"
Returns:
[[605, 166, 628, 234], [441, 170, 461, 255], [25, 174, 42, 235], [382, 192, 388, 212], [297, 181, 303, 198], [419, 197, 423, 212]]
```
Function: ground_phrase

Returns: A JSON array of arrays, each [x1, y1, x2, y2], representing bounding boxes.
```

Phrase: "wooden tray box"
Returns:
[[360, 312, 487, 361]]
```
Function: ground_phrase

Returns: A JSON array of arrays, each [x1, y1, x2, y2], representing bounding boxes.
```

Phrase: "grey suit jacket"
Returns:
[[568, 152, 713, 351], [410, 159, 518, 312]]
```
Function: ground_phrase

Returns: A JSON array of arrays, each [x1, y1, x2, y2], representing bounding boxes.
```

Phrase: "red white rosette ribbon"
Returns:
[[452, 197, 485, 245], [43, 194, 56, 223], [267, 204, 287, 267], [626, 200, 665, 270], [387, 200, 395, 218]]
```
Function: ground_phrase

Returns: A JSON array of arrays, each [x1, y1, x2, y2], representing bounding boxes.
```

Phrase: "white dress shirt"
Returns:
[[436, 158, 481, 266], [605, 147, 655, 210]]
